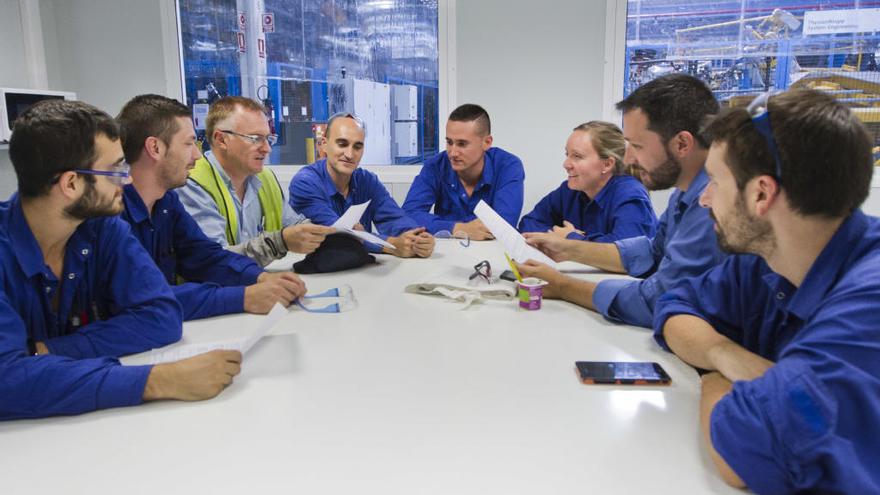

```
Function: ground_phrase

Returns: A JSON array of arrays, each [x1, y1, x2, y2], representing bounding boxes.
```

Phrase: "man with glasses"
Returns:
[[0, 100, 241, 420], [290, 113, 435, 258], [654, 89, 880, 493], [118, 94, 306, 320], [517, 74, 726, 328], [178, 96, 334, 266]]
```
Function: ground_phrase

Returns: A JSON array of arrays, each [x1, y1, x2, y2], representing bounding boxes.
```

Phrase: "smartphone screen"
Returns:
[[575, 361, 671, 385]]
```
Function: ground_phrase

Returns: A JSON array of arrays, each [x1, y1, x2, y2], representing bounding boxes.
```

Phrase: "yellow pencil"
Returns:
[[505, 252, 524, 282]]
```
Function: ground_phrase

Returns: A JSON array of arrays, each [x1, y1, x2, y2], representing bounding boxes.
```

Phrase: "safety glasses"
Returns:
[[746, 91, 783, 185], [72, 161, 131, 186], [220, 129, 278, 146], [468, 260, 492, 284], [435, 229, 471, 247], [295, 285, 358, 313]]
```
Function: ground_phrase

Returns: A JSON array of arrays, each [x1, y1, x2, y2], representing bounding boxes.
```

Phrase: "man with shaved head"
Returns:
[[290, 112, 435, 258]]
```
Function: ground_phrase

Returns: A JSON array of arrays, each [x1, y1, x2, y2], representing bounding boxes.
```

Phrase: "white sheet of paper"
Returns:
[[473, 200, 558, 267], [342, 228, 396, 249], [148, 303, 287, 364], [332, 200, 371, 230], [330, 199, 395, 249], [239, 302, 287, 353]]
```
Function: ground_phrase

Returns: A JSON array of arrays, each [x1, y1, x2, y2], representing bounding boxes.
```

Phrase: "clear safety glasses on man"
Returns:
[[72, 161, 131, 186], [220, 129, 278, 146]]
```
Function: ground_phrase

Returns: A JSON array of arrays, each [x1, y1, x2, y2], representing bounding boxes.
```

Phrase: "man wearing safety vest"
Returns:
[[178, 96, 334, 266]]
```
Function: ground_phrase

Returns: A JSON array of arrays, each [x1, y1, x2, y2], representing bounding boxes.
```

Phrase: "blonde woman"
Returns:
[[518, 121, 656, 242]]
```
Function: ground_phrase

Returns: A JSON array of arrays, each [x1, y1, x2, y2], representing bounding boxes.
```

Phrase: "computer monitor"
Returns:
[[0, 88, 77, 144]]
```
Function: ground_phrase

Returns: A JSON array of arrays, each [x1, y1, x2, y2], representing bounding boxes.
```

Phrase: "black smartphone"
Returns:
[[575, 361, 671, 385], [500, 270, 517, 282]]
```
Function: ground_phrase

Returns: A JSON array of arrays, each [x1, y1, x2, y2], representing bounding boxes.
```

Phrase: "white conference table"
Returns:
[[0, 239, 741, 495]]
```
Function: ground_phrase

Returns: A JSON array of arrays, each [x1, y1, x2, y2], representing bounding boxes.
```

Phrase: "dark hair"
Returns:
[[703, 89, 873, 217], [449, 103, 491, 136], [9, 99, 119, 198], [117, 94, 192, 163], [206, 96, 266, 146], [616, 73, 719, 148]]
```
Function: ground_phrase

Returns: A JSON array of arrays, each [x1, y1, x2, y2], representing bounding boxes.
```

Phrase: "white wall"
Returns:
[[0, 0, 28, 199], [0, 148, 16, 200], [41, 0, 181, 116], [0, 1, 29, 89], [454, 0, 607, 215]]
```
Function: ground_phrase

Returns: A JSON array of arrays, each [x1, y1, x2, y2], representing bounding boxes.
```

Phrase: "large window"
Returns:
[[624, 0, 880, 161], [178, 0, 439, 165]]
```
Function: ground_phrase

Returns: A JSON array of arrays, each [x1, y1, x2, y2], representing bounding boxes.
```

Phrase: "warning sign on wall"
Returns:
[[262, 13, 275, 33], [237, 32, 246, 53], [257, 38, 266, 58], [238, 11, 247, 31]]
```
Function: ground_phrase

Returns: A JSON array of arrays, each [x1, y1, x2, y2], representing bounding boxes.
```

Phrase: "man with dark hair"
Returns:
[[0, 100, 241, 420], [290, 113, 435, 258], [519, 73, 726, 328], [178, 96, 335, 266], [118, 94, 306, 320], [402, 103, 525, 239], [654, 89, 879, 494]]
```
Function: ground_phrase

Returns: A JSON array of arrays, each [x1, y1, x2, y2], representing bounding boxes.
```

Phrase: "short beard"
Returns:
[[712, 194, 775, 255], [64, 180, 122, 220], [638, 149, 681, 191]]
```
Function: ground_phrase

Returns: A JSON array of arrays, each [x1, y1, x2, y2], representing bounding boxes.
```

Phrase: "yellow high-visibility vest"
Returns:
[[188, 157, 284, 244]]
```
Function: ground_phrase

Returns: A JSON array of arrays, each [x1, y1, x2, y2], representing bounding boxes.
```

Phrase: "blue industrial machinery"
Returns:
[[624, 0, 880, 153], [624, 1, 880, 98], [177, 0, 439, 165]]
